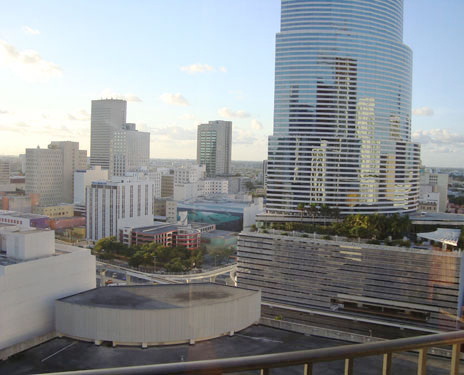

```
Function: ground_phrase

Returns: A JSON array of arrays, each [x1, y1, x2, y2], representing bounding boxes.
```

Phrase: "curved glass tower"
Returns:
[[266, 0, 420, 215]]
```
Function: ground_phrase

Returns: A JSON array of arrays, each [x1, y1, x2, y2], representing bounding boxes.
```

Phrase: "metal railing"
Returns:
[[39, 330, 464, 375]]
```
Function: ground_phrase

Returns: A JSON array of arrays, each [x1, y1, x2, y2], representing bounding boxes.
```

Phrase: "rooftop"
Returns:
[[58, 284, 256, 310], [132, 222, 179, 235], [0, 210, 48, 220], [0, 325, 451, 375]]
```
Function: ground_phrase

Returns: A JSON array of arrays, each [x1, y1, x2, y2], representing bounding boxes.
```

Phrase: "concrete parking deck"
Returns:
[[0, 325, 452, 375]]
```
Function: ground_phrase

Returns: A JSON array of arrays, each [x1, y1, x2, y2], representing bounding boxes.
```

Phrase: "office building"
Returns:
[[0, 226, 95, 358], [33, 204, 74, 219], [25, 142, 87, 206], [197, 120, 232, 177], [265, 0, 420, 215], [121, 222, 202, 250], [0, 161, 9, 185], [111, 123, 150, 177], [420, 169, 449, 213], [90, 99, 127, 169], [86, 176, 155, 241], [161, 174, 174, 198], [73, 166, 109, 215]]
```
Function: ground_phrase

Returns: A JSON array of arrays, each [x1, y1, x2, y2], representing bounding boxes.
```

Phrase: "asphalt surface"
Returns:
[[0, 325, 454, 375]]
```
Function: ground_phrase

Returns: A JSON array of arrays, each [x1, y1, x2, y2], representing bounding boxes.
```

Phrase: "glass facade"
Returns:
[[266, 0, 421, 214]]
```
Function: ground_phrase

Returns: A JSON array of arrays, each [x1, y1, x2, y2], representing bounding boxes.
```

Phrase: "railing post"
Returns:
[[304, 363, 313, 375], [345, 358, 354, 375], [450, 343, 461, 375], [260, 368, 270, 375], [417, 348, 427, 375], [383, 352, 392, 375]]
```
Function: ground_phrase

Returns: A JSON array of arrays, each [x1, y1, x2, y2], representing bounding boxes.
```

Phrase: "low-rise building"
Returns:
[[33, 204, 75, 219], [121, 222, 201, 250], [0, 226, 95, 359], [0, 210, 49, 229]]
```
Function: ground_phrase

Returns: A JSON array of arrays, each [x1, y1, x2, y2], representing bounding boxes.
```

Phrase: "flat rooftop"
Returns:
[[58, 284, 256, 310], [0, 325, 451, 375], [178, 198, 257, 213], [0, 210, 48, 220], [132, 222, 179, 235]]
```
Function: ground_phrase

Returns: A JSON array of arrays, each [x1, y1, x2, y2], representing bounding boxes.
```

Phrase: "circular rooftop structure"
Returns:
[[55, 284, 261, 347]]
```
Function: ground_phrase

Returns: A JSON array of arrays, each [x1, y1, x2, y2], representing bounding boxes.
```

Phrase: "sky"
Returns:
[[0, 0, 463, 167]]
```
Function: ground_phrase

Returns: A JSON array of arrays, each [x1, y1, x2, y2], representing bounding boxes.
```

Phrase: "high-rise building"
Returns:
[[0, 160, 9, 185], [197, 120, 232, 178], [266, 0, 420, 215], [86, 176, 155, 241], [25, 142, 87, 206], [90, 99, 127, 170], [111, 123, 150, 177]]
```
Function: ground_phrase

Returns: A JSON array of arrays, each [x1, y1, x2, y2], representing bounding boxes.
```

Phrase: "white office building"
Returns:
[[73, 166, 109, 215], [174, 165, 206, 184], [25, 142, 87, 206], [90, 99, 127, 170], [197, 120, 232, 177], [420, 169, 449, 213], [86, 176, 155, 241], [111, 123, 150, 177], [0, 226, 95, 359]]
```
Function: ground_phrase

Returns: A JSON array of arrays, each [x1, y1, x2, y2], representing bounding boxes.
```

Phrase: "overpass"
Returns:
[[96, 260, 237, 286]]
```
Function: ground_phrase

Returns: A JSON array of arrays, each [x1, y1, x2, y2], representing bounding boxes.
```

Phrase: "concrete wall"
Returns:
[[0, 247, 95, 351], [56, 290, 260, 345]]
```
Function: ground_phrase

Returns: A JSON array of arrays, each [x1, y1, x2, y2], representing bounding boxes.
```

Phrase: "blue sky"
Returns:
[[0, 0, 463, 166]]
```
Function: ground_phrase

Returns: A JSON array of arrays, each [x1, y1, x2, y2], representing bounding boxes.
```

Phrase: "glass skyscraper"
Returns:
[[266, 0, 420, 215]]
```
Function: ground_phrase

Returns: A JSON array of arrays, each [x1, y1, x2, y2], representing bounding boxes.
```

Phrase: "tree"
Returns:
[[296, 203, 306, 219]]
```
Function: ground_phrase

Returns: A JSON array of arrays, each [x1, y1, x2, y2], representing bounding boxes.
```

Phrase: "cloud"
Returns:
[[68, 109, 90, 121], [218, 107, 251, 119], [179, 63, 227, 74], [178, 113, 197, 121], [150, 125, 196, 141], [160, 93, 189, 106], [99, 89, 142, 102], [22, 26, 40, 35], [0, 39, 62, 82], [412, 106, 434, 116], [233, 128, 257, 145], [413, 128, 464, 153], [251, 119, 263, 130], [180, 64, 214, 74]]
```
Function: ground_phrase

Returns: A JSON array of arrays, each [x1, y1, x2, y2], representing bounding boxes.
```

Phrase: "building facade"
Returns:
[[73, 166, 109, 215], [266, 0, 420, 215], [0, 161, 9, 185], [238, 232, 463, 332], [420, 169, 449, 213], [25, 142, 87, 206], [111, 123, 150, 177], [0, 227, 95, 358], [197, 120, 232, 177], [90, 99, 127, 170], [86, 177, 155, 241]]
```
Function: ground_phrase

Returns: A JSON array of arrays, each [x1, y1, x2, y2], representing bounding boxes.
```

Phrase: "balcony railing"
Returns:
[[39, 330, 464, 375]]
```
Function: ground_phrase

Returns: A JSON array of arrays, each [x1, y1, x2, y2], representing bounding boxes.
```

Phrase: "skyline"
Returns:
[[1, 0, 463, 166]]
